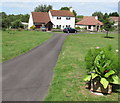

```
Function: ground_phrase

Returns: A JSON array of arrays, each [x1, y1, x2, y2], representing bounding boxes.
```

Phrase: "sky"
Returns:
[[1, 0, 119, 16]]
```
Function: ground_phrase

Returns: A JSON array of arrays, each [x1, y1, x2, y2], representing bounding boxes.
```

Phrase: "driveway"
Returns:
[[2, 33, 66, 101]]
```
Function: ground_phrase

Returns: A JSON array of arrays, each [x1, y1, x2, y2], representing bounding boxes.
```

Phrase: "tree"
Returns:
[[11, 20, 23, 29], [21, 14, 29, 22], [109, 12, 119, 17], [34, 4, 52, 12], [60, 7, 70, 10], [92, 12, 104, 22], [103, 18, 115, 37]]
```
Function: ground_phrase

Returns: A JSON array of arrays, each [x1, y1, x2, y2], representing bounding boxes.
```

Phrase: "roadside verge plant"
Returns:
[[84, 47, 119, 89]]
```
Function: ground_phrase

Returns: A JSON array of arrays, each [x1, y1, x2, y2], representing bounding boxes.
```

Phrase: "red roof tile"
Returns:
[[76, 16, 103, 25], [49, 10, 75, 17], [32, 12, 50, 24]]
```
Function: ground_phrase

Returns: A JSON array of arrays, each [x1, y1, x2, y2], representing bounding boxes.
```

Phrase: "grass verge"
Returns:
[[45, 33, 119, 101], [2, 30, 53, 62]]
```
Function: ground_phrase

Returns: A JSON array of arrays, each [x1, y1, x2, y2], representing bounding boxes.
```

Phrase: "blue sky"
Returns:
[[1, 1, 119, 16]]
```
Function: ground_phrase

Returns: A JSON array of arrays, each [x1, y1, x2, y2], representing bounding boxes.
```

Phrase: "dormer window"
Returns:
[[66, 17, 70, 20], [57, 17, 61, 20]]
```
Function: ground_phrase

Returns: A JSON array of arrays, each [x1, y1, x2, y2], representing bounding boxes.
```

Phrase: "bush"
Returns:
[[85, 46, 119, 74], [84, 46, 119, 89], [11, 20, 23, 29], [30, 25, 36, 30], [75, 27, 81, 30]]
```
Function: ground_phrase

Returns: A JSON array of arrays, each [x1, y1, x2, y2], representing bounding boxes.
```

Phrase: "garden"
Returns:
[[45, 33, 119, 101]]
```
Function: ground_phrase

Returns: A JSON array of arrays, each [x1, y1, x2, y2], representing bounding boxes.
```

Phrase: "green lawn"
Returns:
[[45, 33, 119, 101], [2, 30, 53, 62]]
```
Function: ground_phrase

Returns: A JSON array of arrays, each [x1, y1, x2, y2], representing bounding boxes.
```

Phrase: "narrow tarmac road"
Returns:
[[2, 33, 66, 101]]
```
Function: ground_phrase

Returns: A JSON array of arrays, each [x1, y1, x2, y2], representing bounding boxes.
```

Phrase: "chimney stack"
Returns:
[[70, 7, 73, 12]]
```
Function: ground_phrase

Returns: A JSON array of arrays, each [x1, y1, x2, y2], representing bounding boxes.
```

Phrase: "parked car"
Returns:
[[40, 27, 46, 31], [63, 27, 77, 33]]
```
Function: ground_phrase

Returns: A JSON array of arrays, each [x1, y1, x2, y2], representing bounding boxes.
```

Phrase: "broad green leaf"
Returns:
[[103, 60, 111, 68], [105, 70, 115, 78], [100, 78, 109, 89], [99, 67, 105, 73], [95, 67, 101, 74], [84, 75, 91, 81], [91, 73, 98, 79], [110, 75, 120, 84]]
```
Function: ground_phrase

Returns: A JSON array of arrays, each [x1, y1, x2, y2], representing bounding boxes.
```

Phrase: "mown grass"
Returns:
[[45, 33, 119, 101], [2, 30, 53, 62]]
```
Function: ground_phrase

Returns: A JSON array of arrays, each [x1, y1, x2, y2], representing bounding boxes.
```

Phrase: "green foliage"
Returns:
[[109, 12, 119, 17], [75, 27, 80, 30], [60, 7, 70, 10], [84, 47, 119, 89], [1, 12, 29, 29], [30, 25, 36, 30], [76, 15, 84, 18], [34, 4, 52, 12], [11, 20, 23, 29], [92, 11, 104, 22]]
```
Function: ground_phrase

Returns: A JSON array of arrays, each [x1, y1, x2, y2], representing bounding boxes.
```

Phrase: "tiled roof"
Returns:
[[49, 10, 75, 17], [110, 17, 120, 22], [76, 16, 103, 25], [32, 12, 50, 24]]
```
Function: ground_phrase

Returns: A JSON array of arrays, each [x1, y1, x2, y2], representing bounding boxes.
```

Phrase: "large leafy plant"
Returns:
[[84, 47, 119, 89]]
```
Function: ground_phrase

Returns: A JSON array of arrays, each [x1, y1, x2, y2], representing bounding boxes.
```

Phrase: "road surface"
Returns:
[[2, 33, 66, 101]]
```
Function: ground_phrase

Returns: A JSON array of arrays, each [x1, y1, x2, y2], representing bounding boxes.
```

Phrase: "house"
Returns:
[[28, 12, 53, 31], [28, 9, 75, 30], [110, 17, 119, 29], [76, 16, 103, 31], [48, 9, 75, 29]]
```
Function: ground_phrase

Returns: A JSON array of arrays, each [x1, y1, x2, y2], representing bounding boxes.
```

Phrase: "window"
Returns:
[[56, 25, 61, 29], [88, 25, 91, 29], [66, 17, 70, 20], [66, 25, 70, 27], [57, 17, 61, 20]]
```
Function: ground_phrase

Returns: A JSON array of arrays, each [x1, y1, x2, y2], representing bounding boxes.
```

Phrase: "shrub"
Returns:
[[84, 46, 119, 89], [30, 25, 36, 30], [85, 46, 119, 74], [75, 27, 81, 30]]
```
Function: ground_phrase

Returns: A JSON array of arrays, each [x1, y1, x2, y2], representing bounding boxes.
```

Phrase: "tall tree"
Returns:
[[34, 4, 52, 12], [103, 18, 115, 37], [60, 7, 70, 10], [11, 20, 23, 29], [92, 12, 104, 22], [109, 12, 119, 17]]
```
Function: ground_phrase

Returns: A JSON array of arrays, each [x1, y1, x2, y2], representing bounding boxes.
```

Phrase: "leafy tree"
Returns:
[[103, 13, 109, 19], [92, 12, 104, 22], [34, 4, 52, 12], [103, 18, 115, 37], [11, 20, 23, 29], [109, 12, 119, 17], [60, 7, 70, 10], [21, 14, 29, 22]]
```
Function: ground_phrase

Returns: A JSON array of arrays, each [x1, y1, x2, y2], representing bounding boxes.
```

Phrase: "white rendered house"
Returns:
[[48, 9, 75, 29], [28, 9, 75, 30]]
